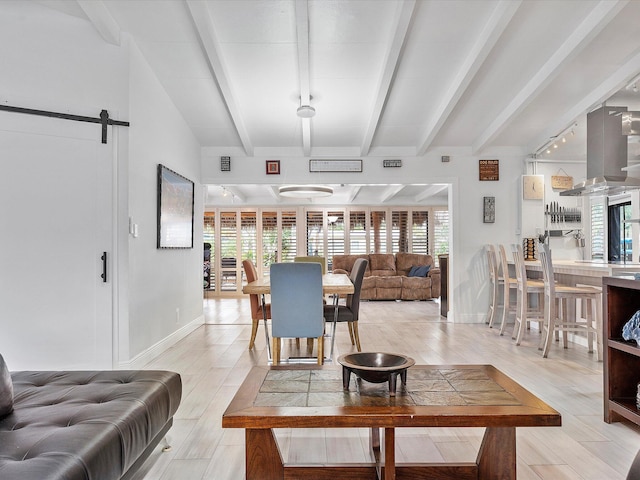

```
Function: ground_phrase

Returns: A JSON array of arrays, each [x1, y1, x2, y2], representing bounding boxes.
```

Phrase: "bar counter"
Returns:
[[524, 259, 640, 286]]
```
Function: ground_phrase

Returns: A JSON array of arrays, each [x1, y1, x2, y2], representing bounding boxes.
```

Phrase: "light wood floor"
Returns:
[[131, 298, 640, 480]]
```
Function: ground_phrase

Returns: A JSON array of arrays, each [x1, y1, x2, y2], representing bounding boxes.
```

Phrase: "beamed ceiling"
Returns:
[[37, 0, 640, 205]]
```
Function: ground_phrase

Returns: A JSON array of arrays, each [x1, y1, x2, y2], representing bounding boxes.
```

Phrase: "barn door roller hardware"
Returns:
[[0, 105, 129, 144]]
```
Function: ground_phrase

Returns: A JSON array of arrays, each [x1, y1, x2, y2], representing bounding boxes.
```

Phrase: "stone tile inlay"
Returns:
[[254, 368, 521, 407]]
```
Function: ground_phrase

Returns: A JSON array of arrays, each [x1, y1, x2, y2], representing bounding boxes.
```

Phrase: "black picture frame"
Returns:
[[157, 164, 195, 249]]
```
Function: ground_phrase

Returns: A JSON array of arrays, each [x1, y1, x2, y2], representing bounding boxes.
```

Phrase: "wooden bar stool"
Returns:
[[485, 245, 500, 327], [497, 244, 518, 335], [538, 243, 602, 360], [510, 244, 544, 345]]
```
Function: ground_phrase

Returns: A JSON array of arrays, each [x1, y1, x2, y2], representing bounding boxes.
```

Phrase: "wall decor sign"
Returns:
[[309, 159, 362, 172], [483, 196, 495, 223], [383, 159, 402, 168], [220, 156, 231, 172], [266, 160, 280, 175], [551, 175, 573, 190], [479, 159, 499, 181]]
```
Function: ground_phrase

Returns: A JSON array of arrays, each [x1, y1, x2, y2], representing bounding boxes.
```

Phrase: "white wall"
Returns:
[[125, 40, 204, 364], [202, 147, 526, 323]]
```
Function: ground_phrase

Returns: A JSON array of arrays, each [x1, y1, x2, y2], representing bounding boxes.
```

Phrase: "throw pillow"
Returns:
[[0, 354, 13, 419], [408, 265, 431, 277]]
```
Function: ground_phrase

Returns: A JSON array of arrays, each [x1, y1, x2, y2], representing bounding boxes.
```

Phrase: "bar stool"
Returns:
[[497, 244, 518, 335], [510, 244, 544, 345], [485, 245, 500, 327], [538, 243, 602, 360]]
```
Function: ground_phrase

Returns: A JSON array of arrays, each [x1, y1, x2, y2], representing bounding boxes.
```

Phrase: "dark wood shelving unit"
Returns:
[[603, 276, 640, 425]]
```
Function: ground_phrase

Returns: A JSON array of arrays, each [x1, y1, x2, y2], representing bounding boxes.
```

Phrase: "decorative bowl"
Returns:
[[338, 352, 415, 396]]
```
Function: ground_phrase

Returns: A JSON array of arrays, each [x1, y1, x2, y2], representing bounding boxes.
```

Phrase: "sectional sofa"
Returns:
[[332, 252, 441, 300], [0, 353, 182, 480]]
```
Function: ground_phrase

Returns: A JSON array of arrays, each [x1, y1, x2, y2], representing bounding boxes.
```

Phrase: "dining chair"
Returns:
[[497, 244, 518, 335], [294, 256, 327, 274], [510, 244, 544, 345], [323, 258, 368, 357], [270, 262, 325, 365], [242, 259, 271, 350], [538, 243, 602, 360]]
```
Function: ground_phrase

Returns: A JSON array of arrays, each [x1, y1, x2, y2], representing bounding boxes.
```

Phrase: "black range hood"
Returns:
[[560, 105, 640, 196]]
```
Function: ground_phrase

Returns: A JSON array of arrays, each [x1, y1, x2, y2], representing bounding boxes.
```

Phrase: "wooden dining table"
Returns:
[[243, 272, 354, 362]]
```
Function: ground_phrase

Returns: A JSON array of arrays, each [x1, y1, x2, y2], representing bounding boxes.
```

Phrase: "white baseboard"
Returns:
[[117, 315, 204, 370]]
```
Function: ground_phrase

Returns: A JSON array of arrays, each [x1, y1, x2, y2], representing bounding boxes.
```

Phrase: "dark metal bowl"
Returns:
[[338, 352, 415, 395]]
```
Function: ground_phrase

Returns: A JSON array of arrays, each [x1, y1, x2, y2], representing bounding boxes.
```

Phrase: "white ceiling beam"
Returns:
[[380, 185, 405, 203], [527, 47, 640, 154], [224, 186, 246, 202], [361, 0, 416, 156], [295, 0, 312, 156], [415, 185, 447, 202], [77, 0, 121, 45], [267, 186, 281, 201], [472, 0, 628, 154], [185, 0, 254, 156], [348, 186, 362, 203], [417, 0, 521, 155]]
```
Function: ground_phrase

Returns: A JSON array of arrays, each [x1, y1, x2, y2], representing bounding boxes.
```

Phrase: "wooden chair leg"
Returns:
[[306, 338, 314, 354], [272, 337, 280, 365], [249, 318, 259, 349], [351, 321, 362, 352], [347, 321, 356, 345], [317, 335, 324, 365]]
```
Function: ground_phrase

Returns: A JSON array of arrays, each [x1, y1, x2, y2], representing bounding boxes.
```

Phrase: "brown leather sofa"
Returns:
[[0, 362, 182, 480], [332, 253, 441, 300]]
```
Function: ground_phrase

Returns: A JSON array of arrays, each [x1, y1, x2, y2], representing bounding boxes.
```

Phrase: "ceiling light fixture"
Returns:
[[296, 105, 316, 118], [279, 185, 333, 198], [534, 122, 578, 157]]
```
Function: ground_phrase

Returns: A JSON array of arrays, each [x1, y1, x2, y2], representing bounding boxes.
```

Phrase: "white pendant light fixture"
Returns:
[[296, 105, 316, 118], [279, 185, 333, 198]]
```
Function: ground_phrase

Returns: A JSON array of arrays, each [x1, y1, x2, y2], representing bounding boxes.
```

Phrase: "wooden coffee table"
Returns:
[[222, 364, 561, 480]]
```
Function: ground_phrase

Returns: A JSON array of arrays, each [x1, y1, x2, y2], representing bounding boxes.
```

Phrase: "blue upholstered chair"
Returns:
[[270, 262, 325, 365], [324, 258, 368, 356]]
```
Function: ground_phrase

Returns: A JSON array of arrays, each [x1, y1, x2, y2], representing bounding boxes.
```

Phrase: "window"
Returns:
[[219, 212, 238, 292], [261, 211, 278, 272], [411, 210, 429, 254], [591, 201, 605, 260], [370, 210, 386, 253], [349, 211, 367, 255], [392, 211, 410, 253], [306, 211, 324, 256], [240, 212, 257, 282], [281, 211, 297, 263], [432, 208, 449, 260], [327, 211, 344, 269]]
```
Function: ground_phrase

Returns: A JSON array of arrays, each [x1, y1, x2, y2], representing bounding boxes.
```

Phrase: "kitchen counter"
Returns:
[[524, 259, 640, 286]]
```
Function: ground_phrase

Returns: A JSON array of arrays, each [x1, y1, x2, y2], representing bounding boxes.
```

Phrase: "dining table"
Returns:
[[243, 272, 354, 363]]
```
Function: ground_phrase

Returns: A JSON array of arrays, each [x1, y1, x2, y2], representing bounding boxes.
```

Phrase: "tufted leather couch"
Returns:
[[0, 370, 182, 480], [332, 253, 441, 300]]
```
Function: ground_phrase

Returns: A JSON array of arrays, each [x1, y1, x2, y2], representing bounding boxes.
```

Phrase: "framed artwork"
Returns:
[[523, 175, 544, 200], [266, 160, 280, 175], [157, 164, 194, 249], [309, 159, 362, 172], [483, 196, 495, 223]]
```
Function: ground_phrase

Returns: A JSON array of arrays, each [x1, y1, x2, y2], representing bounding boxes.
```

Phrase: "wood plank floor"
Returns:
[[131, 298, 640, 480]]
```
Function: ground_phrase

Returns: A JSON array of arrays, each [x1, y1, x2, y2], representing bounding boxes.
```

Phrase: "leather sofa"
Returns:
[[332, 253, 441, 300], [0, 362, 182, 480]]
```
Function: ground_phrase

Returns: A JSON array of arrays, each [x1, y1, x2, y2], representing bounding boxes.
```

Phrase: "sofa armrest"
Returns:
[[428, 268, 441, 297], [332, 268, 349, 275]]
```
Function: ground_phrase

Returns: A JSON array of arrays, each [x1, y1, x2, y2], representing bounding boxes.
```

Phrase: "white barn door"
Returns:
[[0, 112, 114, 369]]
